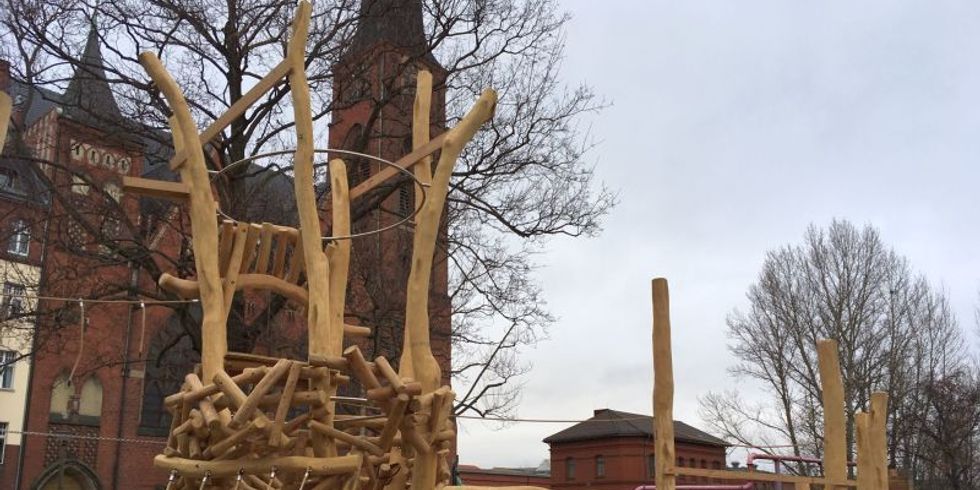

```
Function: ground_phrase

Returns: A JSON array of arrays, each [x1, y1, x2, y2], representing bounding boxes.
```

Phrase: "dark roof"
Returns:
[[542, 409, 729, 447], [344, 0, 441, 68], [62, 18, 127, 132]]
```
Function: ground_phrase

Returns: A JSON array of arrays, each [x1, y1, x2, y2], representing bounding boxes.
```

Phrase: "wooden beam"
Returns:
[[167, 61, 292, 171], [817, 339, 847, 489], [138, 52, 226, 380], [122, 176, 190, 201], [652, 278, 676, 490], [346, 132, 448, 202], [870, 391, 889, 490], [673, 467, 856, 487], [0, 92, 12, 155]]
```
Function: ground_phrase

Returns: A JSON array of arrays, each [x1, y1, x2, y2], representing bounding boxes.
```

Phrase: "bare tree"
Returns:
[[0, 0, 612, 416], [699, 219, 975, 487]]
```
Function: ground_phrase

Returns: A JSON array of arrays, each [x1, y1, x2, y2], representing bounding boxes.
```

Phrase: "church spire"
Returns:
[[345, 0, 440, 68], [63, 16, 125, 129]]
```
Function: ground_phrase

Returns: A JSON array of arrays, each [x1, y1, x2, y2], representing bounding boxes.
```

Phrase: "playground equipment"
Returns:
[[651, 278, 890, 490], [122, 1, 510, 488]]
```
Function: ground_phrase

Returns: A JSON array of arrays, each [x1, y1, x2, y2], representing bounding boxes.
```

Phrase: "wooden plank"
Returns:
[[870, 392, 889, 490], [122, 176, 191, 201], [254, 222, 276, 274], [152, 454, 363, 478], [136, 53, 226, 380], [652, 278, 676, 490], [222, 222, 250, 319], [346, 132, 448, 202], [167, 61, 292, 170], [817, 339, 848, 489], [240, 223, 262, 273], [856, 412, 873, 489], [326, 158, 351, 352], [674, 467, 855, 487], [402, 88, 497, 490], [218, 221, 236, 276], [0, 91, 11, 155], [271, 228, 294, 278]]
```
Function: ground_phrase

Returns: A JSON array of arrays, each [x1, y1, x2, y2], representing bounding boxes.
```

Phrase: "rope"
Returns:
[[10, 429, 167, 445], [68, 300, 84, 385], [0, 291, 198, 305]]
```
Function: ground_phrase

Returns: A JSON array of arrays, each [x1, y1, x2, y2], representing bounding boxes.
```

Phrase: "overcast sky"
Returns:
[[457, 0, 980, 469]]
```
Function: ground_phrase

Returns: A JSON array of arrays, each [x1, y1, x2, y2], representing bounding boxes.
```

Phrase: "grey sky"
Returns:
[[457, 0, 980, 468]]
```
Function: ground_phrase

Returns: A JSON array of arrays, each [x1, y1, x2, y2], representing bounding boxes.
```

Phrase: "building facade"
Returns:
[[1, 1, 451, 488], [544, 409, 734, 490]]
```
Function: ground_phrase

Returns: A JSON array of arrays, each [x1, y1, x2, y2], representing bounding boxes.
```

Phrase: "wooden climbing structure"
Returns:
[[651, 278, 890, 490], [122, 1, 498, 488]]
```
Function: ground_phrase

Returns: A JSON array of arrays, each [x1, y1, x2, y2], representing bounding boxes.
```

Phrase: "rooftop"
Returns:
[[543, 408, 729, 447]]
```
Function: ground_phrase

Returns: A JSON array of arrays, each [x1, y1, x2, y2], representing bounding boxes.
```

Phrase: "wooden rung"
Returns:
[[271, 229, 294, 277], [254, 223, 276, 274], [240, 223, 262, 275], [218, 221, 236, 275], [343, 346, 381, 389], [374, 357, 406, 393], [122, 176, 190, 201], [285, 232, 306, 283]]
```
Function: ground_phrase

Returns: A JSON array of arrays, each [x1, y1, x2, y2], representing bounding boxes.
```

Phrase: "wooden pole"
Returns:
[[652, 278, 676, 490], [286, 0, 332, 359], [816, 339, 847, 489], [870, 391, 889, 490], [404, 89, 496, 490], [0, 92, 11, 155], [855, 412, 872, 489], [326, 157, 351, 351], [139, 56, 225, 381]]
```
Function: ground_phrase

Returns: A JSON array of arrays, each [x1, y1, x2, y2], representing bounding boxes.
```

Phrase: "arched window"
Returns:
[[565, 457, 576, 481], [78, 377, 103, 420], [647, 454, 656, 478], [595, 455, 605, 478], [49, 374, 72, 420], [712, 460, 722, 469], [677, 457, 685, 467]]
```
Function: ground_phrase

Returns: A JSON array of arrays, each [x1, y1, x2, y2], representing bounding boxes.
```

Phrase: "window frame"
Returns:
[[0, 421, 7, 463], [565, 456, 576, 481], [7, 219, 30, 256], [595, 454, 605, 478], [0, 350, 15, 389], [2, 282, 26, 320]]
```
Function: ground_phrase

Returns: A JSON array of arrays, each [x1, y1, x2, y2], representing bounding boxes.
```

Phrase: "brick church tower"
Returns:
[[329, 0, 453, 384]]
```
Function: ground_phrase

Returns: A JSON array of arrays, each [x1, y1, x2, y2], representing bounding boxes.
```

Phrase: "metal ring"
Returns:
[[209, 148, 429, 241]]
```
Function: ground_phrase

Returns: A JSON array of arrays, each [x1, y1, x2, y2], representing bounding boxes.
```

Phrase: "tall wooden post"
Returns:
[[139, 56, 225, 382], [652, 278, 676, 490], [0, 92, 11, 154], [817, 339, 847, 489], [870, 392, 889, 490], [855, 412, 873, 489]]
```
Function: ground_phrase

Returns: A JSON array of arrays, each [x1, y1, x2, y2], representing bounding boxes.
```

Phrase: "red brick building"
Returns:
[[544, 409, 732, 490], [3, 1, 453, 488], [457, 463, 551, 488]]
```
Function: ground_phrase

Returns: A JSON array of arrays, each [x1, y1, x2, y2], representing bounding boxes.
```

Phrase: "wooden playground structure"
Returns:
[[0, 3, 896, 489], [651, 278, 890, 490]]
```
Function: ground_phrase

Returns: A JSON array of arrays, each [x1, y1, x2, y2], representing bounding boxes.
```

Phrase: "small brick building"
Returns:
[[544, 409, 732, 490]]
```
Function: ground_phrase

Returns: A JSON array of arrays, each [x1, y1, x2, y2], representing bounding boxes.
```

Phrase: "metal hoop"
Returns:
[[209, 148, 429, 241]]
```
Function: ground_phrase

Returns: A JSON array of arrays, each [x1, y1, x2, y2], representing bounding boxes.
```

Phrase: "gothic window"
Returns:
[[8, 219, 30, 256], [78, 377, 103, 420], [49, 374, 73, 419], [343, 124, 371, 186], [398, 184, 414, 218], [67, 221, 87, 250]]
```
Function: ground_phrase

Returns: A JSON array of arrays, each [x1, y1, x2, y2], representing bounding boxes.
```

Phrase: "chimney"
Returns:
[[0, 59, 10, 93]]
